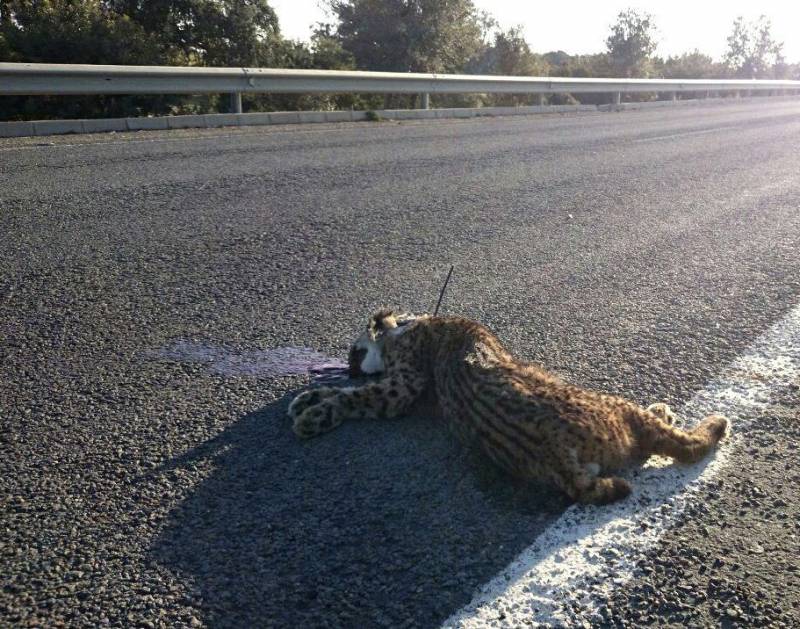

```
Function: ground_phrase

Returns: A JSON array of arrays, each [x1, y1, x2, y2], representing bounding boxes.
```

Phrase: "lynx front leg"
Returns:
[[288, 386, 340, 417], [290, 373, 426, 439]]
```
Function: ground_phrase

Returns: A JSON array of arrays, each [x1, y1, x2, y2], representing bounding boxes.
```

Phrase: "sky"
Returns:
[[269, 0, 800, 63]]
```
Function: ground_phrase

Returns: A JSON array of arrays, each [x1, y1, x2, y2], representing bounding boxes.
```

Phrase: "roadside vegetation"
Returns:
[[0, 1, 797, 120]]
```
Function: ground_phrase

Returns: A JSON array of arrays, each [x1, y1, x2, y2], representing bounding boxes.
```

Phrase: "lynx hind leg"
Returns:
[[646, 402, 676, 425], [649, 414, 729, 464], [693, 414, 730, 445], [577, 477, 633, 505], [553, 451, 632, 505], [557, 471, 632, 505]]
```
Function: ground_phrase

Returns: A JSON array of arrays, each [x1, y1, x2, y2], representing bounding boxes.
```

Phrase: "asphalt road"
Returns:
[[2, 99, 800, 627]]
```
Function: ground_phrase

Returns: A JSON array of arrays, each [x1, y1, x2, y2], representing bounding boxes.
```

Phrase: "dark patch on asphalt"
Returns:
[[154, 341, 347, 379], [605, 388, 800, 627]]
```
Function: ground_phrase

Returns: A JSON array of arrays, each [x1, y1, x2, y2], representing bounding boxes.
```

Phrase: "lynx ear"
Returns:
[[368, 308, 398, 339]]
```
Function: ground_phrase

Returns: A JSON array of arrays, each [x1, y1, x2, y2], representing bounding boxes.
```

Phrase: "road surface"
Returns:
[[2, 99, 800, 627]]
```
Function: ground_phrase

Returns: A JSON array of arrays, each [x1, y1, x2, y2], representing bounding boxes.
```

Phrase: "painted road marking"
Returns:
[[443, 303, 800, 628], [632, 124, 742, 143]]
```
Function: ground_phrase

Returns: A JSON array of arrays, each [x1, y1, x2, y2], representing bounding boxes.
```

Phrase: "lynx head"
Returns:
[[347, 309, 419, 377]]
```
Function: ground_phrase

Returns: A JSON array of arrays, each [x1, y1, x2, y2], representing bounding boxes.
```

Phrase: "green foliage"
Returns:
[[546, 52, 614, 105], [549, 52, 614, 79], [324, 0, 495, 108], [0, 0, 179, 120], [0, 0, 322, 119], [542, 50, 570, 67], [652, 51, 725, 100], [327, 0, 489, 74], [659, 51, 721, 79], [0, 31, 9, 61], [245, 30, 381, 112], [473, 27, 549, 105], [308, 27, 356, 71], [1, 0, 164, 64], [331, 0, 489, 109], [476, 27, 547, 77], [724, 15, 784, 79], [109, 0, 284, 67], [606, 8, 658, 78]]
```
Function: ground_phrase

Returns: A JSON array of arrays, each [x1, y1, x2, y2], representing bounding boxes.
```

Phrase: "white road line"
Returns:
[[632, 124, 742, 143], [443, 303, 800, 628]]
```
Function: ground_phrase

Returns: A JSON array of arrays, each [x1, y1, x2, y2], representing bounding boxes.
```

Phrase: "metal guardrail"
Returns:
[[2, 62, 800, 113]]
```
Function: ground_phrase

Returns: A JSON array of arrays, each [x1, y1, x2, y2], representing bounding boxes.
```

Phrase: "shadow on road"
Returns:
[[150, 388, 568, 627]]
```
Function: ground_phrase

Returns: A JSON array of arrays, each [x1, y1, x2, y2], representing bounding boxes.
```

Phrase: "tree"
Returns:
[[542, 50, 570, 67], [324, 0, 491, 108], [724, 15, 784, 79], [326, 0, 489, 74], [654, 51, 723, 101], [109, 0, 285, 67], [661, 50, 721, 79], [606, 8, 658, 78], [549, 52, 614, 79], [548, 52, 614, 105], [246, 26, 378, 112], [0, 0, 310, 119], [307, 25, 357, 71], [0, 0, 173, 120], [1, 0, 163, 65], [472, 26, 549, 105], [476, 27, 547, 77]]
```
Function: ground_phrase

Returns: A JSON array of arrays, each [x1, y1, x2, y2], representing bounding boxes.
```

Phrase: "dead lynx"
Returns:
[[289, 310, 729, 504]]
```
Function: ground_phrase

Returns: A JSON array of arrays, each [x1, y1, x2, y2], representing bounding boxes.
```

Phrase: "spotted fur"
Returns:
[[289, 310, 729, 504]]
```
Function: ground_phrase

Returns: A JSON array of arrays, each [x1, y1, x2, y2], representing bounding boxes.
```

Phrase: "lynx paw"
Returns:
[[288, 387, 338, 419], [647, 402, 677, 426], [699, 414, 730, 443], [292, 403, 341, 439]]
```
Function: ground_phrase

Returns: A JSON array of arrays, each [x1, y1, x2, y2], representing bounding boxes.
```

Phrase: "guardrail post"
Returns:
[[671, 91, 677, 101], [705, 90, 711, 99], [230, 92, 242, 114], [537, 94, 545, 106], [613, 92, 621, 106], [420, 93, 430, 110]]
